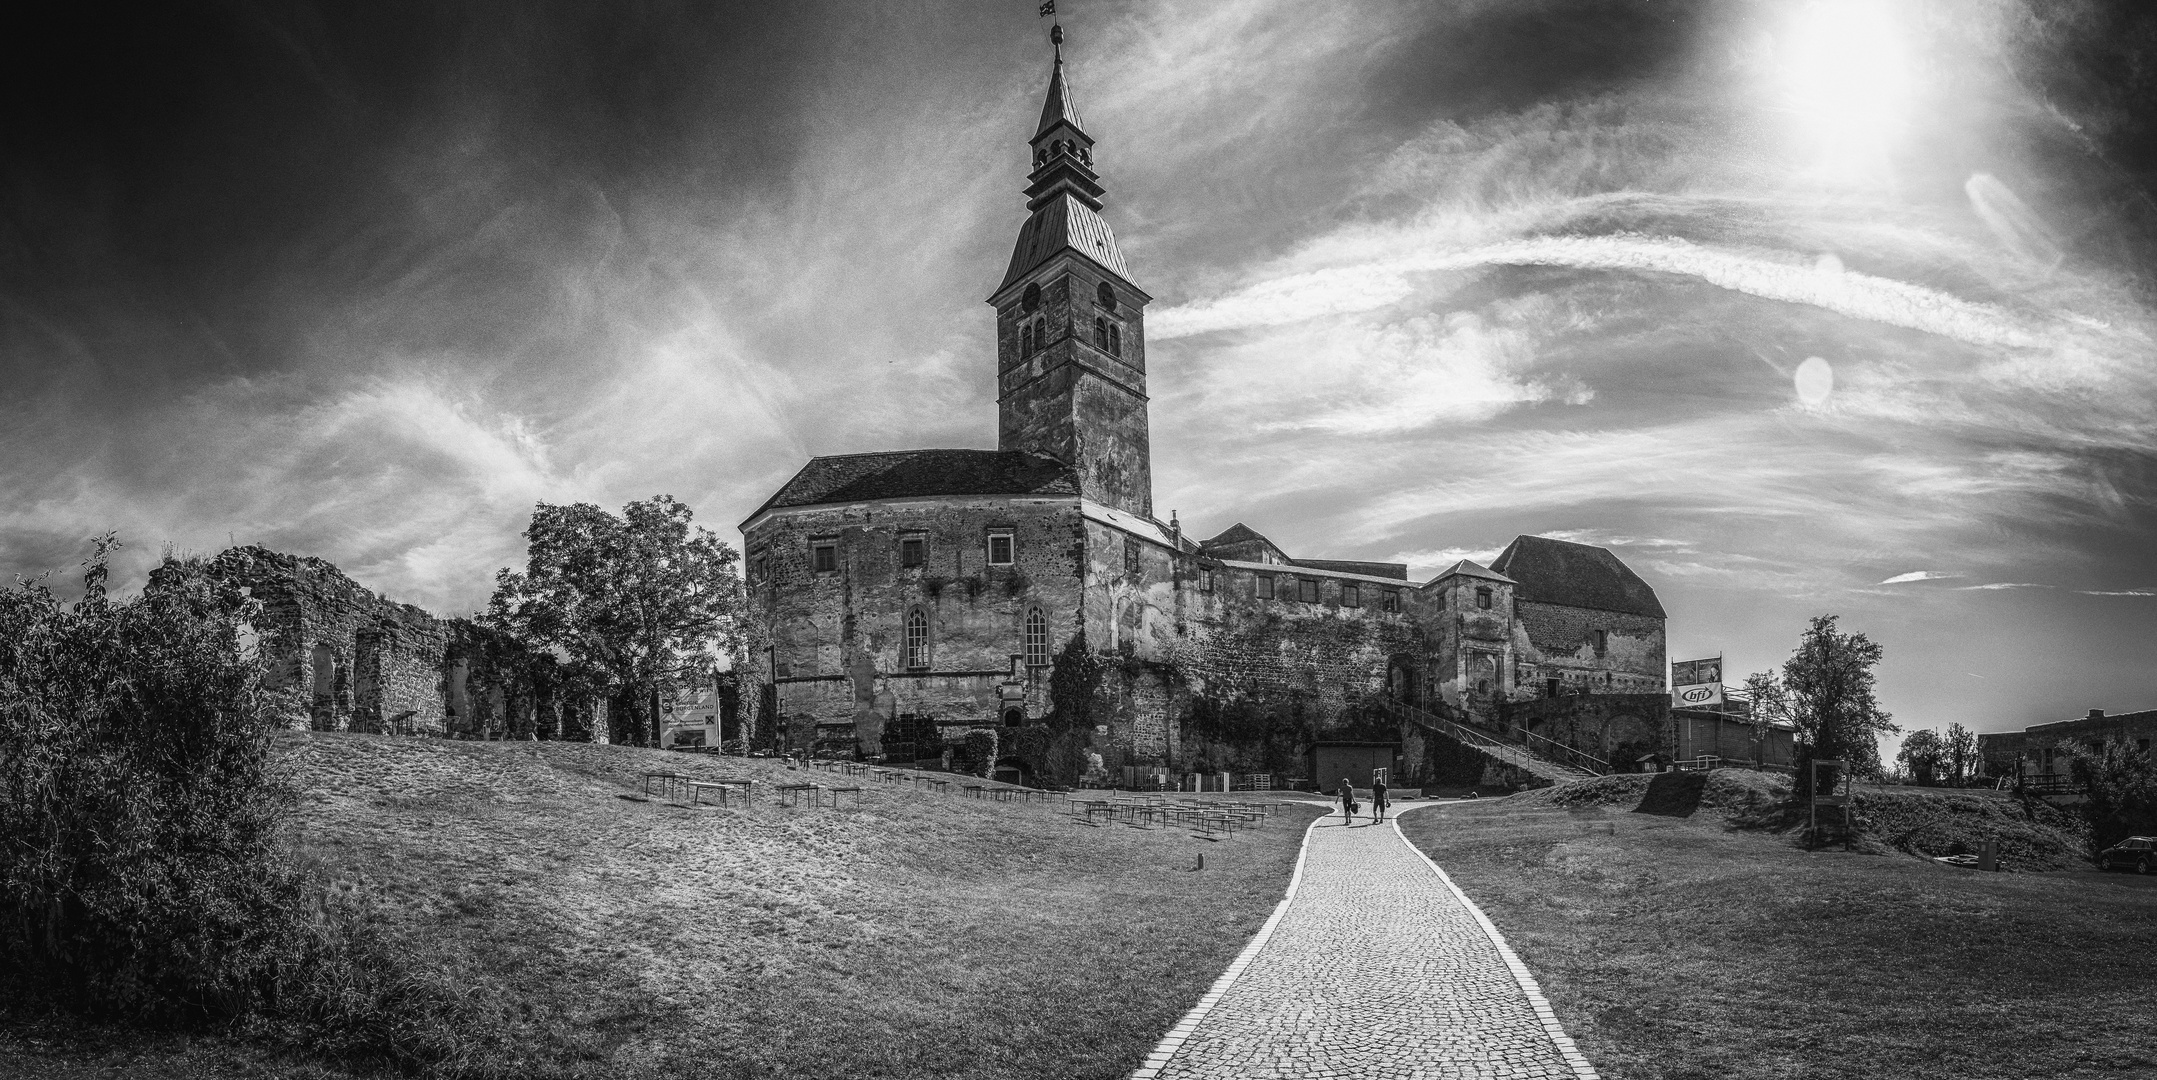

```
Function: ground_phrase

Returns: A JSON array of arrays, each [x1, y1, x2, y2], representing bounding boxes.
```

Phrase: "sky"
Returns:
[[3, 0, 2154, 745]]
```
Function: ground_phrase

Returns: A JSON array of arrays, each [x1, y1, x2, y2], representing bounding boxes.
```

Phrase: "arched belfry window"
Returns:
[[1025, 607, 1049, 667], [1034, 316, 1047, 348], [1097, 282, 1116, 311], [1021, 323, 1033, 356], [905, 609, 930, 671], [1094, 316, 1108, 351], [1109, 324, 1121, 357], [1021, 282, 1041, 312]]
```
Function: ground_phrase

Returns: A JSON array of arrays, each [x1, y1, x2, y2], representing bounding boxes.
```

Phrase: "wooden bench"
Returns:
[[687, 779, 754, 808], [961, 784, 988, 799], [642, 772, 693, 801]]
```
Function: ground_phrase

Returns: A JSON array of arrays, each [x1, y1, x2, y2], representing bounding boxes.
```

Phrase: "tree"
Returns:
[[1745, 615, 1898, 800], [485, 496, 743, 746], [1943, 722, 1977, 786], [1896, 728, 1945, 786], [2063, 738, 2157, 857]]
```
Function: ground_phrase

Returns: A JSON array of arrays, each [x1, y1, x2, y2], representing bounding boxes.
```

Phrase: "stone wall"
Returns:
[[995, 260, 1154, 517], [1511, 600, 1666, 697], [1503, 693, 1672, 770]]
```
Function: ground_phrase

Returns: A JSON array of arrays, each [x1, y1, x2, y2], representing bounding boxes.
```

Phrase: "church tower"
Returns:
[[987, 26, 1155, 519]]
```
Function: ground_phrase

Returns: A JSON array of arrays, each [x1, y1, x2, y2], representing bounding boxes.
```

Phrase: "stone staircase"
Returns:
[[1386, 701, 1604, 787]]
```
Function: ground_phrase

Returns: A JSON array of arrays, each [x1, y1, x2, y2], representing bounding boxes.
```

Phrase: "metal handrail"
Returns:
[[1507, 724, 1611, 775], [1385, 701, 1592, 779]]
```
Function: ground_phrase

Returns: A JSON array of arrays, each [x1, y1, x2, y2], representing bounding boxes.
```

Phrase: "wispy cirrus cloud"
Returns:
[[1880, 571, 1961, 584]]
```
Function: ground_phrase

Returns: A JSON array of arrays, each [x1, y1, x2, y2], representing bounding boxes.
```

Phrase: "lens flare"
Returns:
[[1795, 356, 1835, 405]]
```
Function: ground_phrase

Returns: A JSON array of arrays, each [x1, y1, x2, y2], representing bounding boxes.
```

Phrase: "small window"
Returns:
[[987, 531, 1015, 566], [1025, 607, 1049, 667], [1593, 629, 1608, 657], [1256, 575, 1274, 600], [1034, 316, 1047, 349], [1298, 578, 1318, 603], [1095, 316, 1109, 351], [1124, 539, 1140, 575], [900, 536, 925, 568], [1021, 323, 1033, 356], [1475, 586, 1492, 610], [1383, 589, 1400, 613], [813, 543, 837, 574], [1097, 282, 1116, 311], [1199, 565, 1214, 593], [753, 556, 768, 584], [1109, 324, 1121, 357], [1022, 282, 1041, 312], [1342, 583, 1360, 608], [1437, 589, 1447, 610], [905, 609, 929, 670]]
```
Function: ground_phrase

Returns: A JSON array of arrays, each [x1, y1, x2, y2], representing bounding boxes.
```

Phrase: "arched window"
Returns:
[[1025, 607, 1049, 667], [1094, 316, 1108, 350], [1097, 282, 1116, 311], [1033, 316, 1047, 348], [905, 609, 930, 671], [1022, 282, 1041, 312], [1021, 323, 1033, 356], [1109, 324, 1121, 357]]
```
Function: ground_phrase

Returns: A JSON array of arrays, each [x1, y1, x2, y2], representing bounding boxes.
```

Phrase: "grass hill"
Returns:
[[4, 733, 1322, 1080], [1403, 770, 2157, 1080]]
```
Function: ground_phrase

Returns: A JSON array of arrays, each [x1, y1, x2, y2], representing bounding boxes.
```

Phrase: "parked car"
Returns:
[[2097, 836, 2155, 873]]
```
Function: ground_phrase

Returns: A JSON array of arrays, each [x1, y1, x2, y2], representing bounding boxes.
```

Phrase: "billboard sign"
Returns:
[[1672, 656, 1724, 707]]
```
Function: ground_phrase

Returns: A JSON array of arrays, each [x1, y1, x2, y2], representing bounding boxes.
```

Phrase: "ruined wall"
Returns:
[[1504, 693, 1672, 770], [1511, 600, 1665, 696], [1420, 573, 1519, 720], [745, 496, 1089, 748]]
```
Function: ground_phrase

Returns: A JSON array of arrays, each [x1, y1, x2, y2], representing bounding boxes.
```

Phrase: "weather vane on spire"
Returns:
[[1039, 1, 1063, 59]]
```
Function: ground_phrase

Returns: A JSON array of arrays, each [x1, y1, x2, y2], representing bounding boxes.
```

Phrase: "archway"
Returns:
[[992, 756, 1034, 788]]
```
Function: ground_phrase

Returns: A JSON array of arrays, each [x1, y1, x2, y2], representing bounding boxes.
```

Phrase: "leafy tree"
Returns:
[[2064, 737, 2157, 856], [1943, 722, 1977, 786], [485, 496, 743, 746], [1897, 728, 1945, 786], [1745, 615, 1898, 800]]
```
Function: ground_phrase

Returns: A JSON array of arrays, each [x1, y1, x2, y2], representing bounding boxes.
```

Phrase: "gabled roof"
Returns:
[[743, 450, 1079, 526], [1201, 522, 1272, 549], [995, 193, 1136, 297], [1034, 56, 1086, 139], [1490, 535, 1666, 618], [1429, 559, 1515, 585]]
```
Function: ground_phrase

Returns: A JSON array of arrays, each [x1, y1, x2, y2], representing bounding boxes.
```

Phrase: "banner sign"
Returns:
[[1672, 656, 1724, 707]]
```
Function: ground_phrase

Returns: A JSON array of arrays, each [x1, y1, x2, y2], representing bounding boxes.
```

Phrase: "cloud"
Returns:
[[2079, 588, 2157, 597], [1390, 547, 1506, 575], [1954, 582, 2050, 591], [1880, 571, 1960, 584]]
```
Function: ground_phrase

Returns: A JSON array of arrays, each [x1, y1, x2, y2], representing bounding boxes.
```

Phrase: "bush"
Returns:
[[0, 542, 501, 1073], [962, 729, 999, 778], [2065, 738, 2157, 857]]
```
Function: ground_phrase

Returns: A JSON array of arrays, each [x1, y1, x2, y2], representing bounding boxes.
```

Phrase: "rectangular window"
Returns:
[[1593, 629, 1608, 657], [1341, 583, 1360, 608], [1383, 589, 1400, 613], [987, 531, 1014, 566], [1124, 539, 1141, 575], [1024, 607, 1050, 667], [1256, 575, 1274, 600], [1298, 578, 1318, 603], [812, 543, 837, 573], [900, 536, 925, 568], [1199, 565, 1214, 593], [753, 556, 768, 584], [1475, 586, 1492, 610]]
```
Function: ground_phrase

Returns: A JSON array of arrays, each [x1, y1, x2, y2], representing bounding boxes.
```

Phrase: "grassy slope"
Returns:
[[1400, 772, 2157, 1080], [4, 734, 1321, 1080]]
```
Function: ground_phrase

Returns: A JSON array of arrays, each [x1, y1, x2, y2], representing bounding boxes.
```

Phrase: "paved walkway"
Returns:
[[1134, 806, 1597, 1080]]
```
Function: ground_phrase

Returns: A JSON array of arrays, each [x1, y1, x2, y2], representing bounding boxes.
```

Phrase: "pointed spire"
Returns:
[[1034, 30, 1085, 139]]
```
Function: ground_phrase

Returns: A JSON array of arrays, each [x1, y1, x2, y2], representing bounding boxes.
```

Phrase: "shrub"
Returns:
[[962, 729, 999, 778], [2064, 737, 2157, 857]]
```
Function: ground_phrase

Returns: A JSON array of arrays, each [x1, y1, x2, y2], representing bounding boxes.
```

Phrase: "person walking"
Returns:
[[1370, 775, 1390, 823], [1338, 777, 1358, 825]]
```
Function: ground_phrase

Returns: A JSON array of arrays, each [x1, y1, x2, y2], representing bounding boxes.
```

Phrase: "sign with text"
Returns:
[[1671, 655, 1724, 707]]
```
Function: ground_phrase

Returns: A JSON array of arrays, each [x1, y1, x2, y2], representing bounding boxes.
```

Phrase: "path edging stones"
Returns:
[[1391, 809, 1603, 1080], [1126, 813, 1323, 1080]]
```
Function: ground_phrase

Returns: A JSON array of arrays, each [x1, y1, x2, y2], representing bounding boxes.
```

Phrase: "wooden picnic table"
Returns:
[[642, 772, 694, 801], [686, 778, 754, 808], [961, 784, 987, 799]]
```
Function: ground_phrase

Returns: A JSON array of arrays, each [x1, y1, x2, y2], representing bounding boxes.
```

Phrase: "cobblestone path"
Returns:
[[1134, 808, 1596, 1080]]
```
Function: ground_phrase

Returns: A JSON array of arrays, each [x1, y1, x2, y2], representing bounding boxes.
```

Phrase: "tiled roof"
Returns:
[[1292, 559, 1409, 581], [1490, 535, 1666, 618], [744, 450, 1079, 524], [1429, 559, 1515, 585], [1035, 58, 1085, 138], [1200, 522, 1271, 549], [996, 193, 1134, 295]]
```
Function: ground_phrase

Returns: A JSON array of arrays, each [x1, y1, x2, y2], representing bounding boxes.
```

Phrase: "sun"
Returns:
[[1773, 0, 1913, 184]]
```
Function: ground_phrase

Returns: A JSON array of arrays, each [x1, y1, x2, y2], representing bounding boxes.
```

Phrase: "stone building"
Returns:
[[741, 38, 1670, 782], [1979, 707, 2157, 787], [200, 546, 606, 740]]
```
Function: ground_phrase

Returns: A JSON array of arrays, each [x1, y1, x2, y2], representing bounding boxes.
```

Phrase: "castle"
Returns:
[[741, 36, 1671, 785]]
